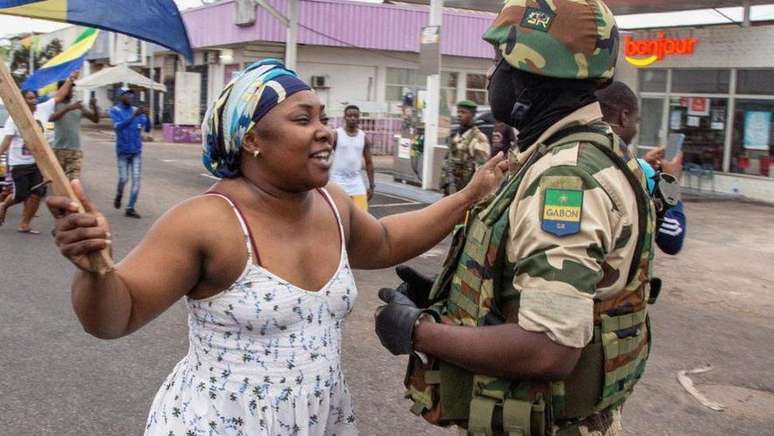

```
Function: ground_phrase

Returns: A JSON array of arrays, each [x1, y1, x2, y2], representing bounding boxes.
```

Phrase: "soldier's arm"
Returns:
[[472, 131, 491, 165], [415, 165, 620, 379], [415, 320, 581, 380]]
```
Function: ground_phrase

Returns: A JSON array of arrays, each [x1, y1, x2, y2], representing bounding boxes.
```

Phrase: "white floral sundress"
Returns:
[[145, 189, 358, 436]]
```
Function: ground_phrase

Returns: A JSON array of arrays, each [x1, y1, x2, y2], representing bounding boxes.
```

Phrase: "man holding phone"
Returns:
[[110, 88, 150, 219], [597, 81, 687, 255], [49, 75, 101, 181]]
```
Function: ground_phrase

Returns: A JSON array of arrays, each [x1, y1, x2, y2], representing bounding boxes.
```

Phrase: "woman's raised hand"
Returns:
[[461, 152, 509, 204]]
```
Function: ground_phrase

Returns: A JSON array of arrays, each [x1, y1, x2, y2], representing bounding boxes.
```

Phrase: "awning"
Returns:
[[75, 64, 166, 92], [392, 0, 772, 15]]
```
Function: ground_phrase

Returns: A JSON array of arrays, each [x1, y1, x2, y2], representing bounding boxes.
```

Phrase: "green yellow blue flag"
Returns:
[[22, 27, 98, 93], [542, 188, 583, 237], [0, 0, 193, 60]]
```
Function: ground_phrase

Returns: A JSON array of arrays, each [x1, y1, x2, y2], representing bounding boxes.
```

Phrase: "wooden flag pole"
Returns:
[[0, 59, 114, 274]]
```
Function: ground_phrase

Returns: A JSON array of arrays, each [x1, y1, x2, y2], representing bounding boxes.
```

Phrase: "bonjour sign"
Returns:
[[624, 32, 699, 67]]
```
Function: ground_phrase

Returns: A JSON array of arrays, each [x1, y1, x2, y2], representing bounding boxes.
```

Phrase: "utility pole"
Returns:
[[421, 0, 442, 190]]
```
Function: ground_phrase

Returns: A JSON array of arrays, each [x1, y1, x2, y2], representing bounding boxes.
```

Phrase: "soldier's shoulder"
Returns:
[[531, 139, 631, 186], [575, 141, 626, 178], [472, 126, 488, 139], [515, 140, 632, 212], [520, 141, 584, 187], [576, 141, 637, 214]]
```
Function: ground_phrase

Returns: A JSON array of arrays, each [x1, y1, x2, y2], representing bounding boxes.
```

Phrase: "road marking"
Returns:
[[200, 173, 222, 181], [160, 159, 180, 163], [370, 191, 422, 207]]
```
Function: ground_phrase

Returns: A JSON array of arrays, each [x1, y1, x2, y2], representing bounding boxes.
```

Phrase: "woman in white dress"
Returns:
[[46, 59, 508, 435]]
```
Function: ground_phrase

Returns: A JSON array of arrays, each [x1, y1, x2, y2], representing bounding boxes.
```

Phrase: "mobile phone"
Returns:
[[665, 133, 685, 161]]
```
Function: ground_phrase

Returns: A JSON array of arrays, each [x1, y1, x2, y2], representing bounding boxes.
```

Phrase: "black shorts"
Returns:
[[10, 164, 47, 201]]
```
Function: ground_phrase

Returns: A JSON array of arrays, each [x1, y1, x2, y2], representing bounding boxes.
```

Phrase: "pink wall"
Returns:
[[183, 0, 494, 59]]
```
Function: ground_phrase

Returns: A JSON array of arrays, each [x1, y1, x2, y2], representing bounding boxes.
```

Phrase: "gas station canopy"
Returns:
[[392, 0, 774, 190], [394, 0, 773, 15]]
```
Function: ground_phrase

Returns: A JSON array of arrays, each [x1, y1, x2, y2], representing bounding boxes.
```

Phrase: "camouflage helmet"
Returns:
[[483, 0, 619, 81]]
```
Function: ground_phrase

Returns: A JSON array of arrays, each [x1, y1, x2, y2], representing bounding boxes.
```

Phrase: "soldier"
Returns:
[[442, 100, 491, 195], [375, 1, 656, 435]]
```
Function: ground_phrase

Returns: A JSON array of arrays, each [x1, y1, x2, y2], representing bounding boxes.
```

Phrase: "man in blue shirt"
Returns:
[[110, 88, 150, 218], [597, 81, 686, 255]]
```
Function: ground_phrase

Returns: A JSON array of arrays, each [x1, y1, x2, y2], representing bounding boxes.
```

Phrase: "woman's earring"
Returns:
[[253, 150, 261, 159]]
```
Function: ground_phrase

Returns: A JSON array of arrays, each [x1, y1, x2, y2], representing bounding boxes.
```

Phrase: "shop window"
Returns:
[[667, 96, 726, 171], [465, 73, 488, 106], [638, 98, 664, 147], [672, 69, 730, 94], [639, 70, 667, 93], [731, 100, 774, 177], [386, 68, 426, 102], [186, 65, 209, 122], [737, 70, 774, 95]]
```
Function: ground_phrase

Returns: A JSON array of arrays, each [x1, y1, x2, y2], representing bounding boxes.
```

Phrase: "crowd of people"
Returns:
[[0, 72, 151, 231], [0, 1, 694, 434]]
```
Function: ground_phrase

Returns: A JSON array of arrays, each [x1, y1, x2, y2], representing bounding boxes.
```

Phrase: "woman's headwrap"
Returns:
[[202, 58, 311, 178]]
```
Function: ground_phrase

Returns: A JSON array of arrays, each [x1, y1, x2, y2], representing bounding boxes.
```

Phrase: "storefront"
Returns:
[[623, 24, 774, 202]]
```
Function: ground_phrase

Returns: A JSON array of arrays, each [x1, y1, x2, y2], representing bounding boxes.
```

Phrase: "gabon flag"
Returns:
[[0, 0, 193, 60], [22, 27, 98, 93]]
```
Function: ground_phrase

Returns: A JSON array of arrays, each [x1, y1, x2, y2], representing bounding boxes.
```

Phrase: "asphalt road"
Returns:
[[0, 136, 772, 435]]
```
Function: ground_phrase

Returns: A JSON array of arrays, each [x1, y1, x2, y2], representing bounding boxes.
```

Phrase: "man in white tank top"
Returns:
[[330, 105, 375, 211]]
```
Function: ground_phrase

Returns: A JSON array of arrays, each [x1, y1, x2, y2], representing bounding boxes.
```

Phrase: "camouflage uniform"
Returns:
[[503, 104, 644, 435], [443, 126, 490, 194], [404, 2, 656, 435]]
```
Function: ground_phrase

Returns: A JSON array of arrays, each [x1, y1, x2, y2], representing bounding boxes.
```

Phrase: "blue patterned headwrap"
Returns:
[[202, 59, 311, 178]]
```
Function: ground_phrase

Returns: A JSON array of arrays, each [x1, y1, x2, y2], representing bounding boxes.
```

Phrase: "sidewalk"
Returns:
[[374, 173, 443, 204], [372, 155, 443, 204]]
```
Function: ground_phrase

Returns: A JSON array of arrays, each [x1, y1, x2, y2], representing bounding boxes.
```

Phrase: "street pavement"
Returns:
[[0, 136, 773, 435]]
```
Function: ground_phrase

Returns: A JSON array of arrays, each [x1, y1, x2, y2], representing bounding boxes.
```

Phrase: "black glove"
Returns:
[[375, 288, 425, 356], [395, 265, 435, 309]]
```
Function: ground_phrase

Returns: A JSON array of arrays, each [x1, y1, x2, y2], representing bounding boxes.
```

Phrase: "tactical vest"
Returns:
[[405, 125, 656, 436]]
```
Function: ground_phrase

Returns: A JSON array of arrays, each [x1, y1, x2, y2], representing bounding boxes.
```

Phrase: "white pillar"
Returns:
[[149, 54, 155, 124], [723, 69, 737, 173], [375, 65, 387, 105], [743, 0, 751, 27], [81, 60, 91, 102], [285, 0, 299, 70], [456, 71, 467, 104], [421, 0, 443, 190]]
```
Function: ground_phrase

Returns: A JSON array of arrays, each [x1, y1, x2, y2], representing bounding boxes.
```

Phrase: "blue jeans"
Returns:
[[117, 153, 142, 209]]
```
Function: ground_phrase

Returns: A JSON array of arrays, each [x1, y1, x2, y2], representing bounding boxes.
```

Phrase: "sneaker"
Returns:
[[114, 194, 122, 209], [125, 208, 141, 219]]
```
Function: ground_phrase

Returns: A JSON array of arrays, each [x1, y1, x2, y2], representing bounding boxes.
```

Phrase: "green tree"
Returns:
[[9, 37, 63, 86]]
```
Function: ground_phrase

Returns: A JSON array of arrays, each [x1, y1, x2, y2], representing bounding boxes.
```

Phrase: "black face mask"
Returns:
[[488, 59, 530, 129], [487, 60, 601, 150]]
